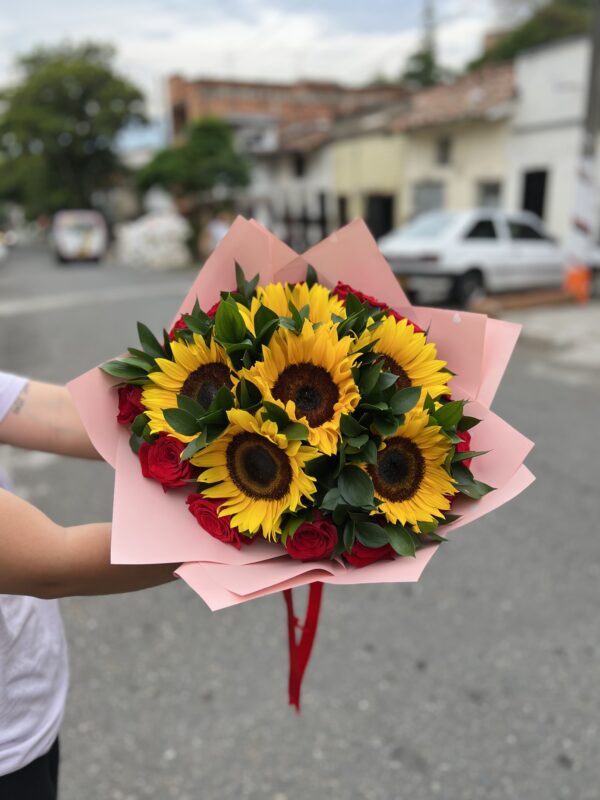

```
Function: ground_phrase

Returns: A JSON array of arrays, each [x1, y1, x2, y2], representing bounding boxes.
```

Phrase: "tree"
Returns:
[[400, 48, 447, 88], [470, 0, 592, 69], [0, 42, 145, 218], [137, 117, 250, 197]]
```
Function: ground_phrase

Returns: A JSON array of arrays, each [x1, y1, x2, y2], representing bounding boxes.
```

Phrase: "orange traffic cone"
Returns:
[[564, 265, 591, 303]]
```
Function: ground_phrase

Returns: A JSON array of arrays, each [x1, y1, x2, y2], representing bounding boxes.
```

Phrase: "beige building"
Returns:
[[394, 64, 515, 222], [329, 65, 515, 238]]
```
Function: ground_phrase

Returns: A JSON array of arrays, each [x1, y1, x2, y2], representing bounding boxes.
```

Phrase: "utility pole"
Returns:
[[423, 0, 436, 57], [565, 0, 600, 299]]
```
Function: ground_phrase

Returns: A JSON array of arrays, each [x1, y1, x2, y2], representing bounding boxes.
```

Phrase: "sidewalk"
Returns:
[[498, 301, 600, 369]]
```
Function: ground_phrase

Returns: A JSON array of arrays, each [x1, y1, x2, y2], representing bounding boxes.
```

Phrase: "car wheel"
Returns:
[[452, 270, 485, 307]]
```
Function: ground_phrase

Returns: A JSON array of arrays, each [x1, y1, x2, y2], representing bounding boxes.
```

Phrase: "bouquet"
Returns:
[[69, 218, 534, 708]]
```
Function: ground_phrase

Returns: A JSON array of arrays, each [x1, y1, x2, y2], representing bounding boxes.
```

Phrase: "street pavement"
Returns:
[[1, 246, 599, 800]]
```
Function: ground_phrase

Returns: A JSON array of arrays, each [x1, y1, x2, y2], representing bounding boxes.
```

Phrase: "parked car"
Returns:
[[378, 209, 566, 305], [51, 210, 108, 263]]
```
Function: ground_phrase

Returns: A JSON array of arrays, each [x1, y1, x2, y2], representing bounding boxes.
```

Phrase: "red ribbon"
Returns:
[[283, 582, 324, 712]]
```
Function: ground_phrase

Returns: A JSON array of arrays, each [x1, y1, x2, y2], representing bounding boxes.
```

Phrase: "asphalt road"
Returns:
[[1, 246, 599, 800]]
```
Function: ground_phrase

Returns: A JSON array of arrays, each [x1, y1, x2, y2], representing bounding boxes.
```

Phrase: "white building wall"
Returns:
[[507, 37, 597, 240]]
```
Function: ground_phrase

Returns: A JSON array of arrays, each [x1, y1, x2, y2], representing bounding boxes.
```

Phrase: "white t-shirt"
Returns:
[[0, 372, 69, 775]]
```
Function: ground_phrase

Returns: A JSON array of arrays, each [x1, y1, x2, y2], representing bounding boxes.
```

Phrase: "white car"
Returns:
[[378, 209, 566, 305], [51, 210, 108, 264]]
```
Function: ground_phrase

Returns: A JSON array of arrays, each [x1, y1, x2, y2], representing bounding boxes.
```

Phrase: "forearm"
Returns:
[[0, 380, 99, 459], [0, 489, 178, 599]]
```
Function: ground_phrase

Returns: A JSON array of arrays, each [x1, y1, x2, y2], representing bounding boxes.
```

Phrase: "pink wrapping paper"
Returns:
[[68, 216, 533, 611]]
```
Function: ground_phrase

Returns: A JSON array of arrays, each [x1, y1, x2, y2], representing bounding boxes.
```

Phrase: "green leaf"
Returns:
[[177, 394, 206, 416], [214, 298, 247, 343], [355, 520, 389, 548], [343, 519, 356, 552], [305, 264, 318, 287], [254, 305, 280, 345], [434, 400, 466, 429], [376, 371, 399, 392], [207, 386, 235, 413], [321, 488, 342, 511], [339, 466, 374, 507], [372, 415, 399, 437], [137, 322, 165, 358], [359, 363, 381, 395], [163, 408, 201, 436], [127, 348, 157, 369], [362, 440, 379, 465], [348, 433, 369, 448], [236, 379, 262, 410], [262, 401, 290, 428], [457, 415, 481, 432], [390, 386, 421, 415], [452, 449, 488, 463], [340, 415, 366, 437], [456, 479, 495, 500], [181, 432, 208, 460], [183, 313, 211, 334], [131, 412, 149, 436], [235, 262, 259, 300], [385, 524, 417, 557], [417, 521, 439, 535], [101, 360, 148, 380], [282, 422, 309, 441], [345, 292, 364, 318]]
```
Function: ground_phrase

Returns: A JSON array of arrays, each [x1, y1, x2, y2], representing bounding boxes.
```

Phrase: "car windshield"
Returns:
[[396, 211, 458, 240]]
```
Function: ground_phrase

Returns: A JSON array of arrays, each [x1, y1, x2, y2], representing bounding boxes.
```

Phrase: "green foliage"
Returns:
[[469, 0, 592, 69], [400, 48, 449, 88], [0, 42, 145, 218], [137, 117, 250, 196]]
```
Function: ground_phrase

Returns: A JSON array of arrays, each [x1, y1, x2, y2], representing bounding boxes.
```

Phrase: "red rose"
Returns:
[[285, 514, 338, 561], [333, 281, 423, 333], [186, 494, 243, 549], [168, 316, 188, 341], [117, 385, 144, 426], [139, 435, 194, 491], [207, 301, 220, 319], [455, 429, 473, 469], [344, 540, 396, 568]]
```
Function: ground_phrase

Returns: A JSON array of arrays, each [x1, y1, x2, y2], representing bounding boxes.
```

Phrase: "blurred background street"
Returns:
[[1, 246, 599, 799], [2, 0, 600, 797]]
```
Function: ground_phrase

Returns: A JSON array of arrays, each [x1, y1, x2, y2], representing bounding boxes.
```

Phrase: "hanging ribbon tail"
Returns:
[[283, 582, 324, 712]]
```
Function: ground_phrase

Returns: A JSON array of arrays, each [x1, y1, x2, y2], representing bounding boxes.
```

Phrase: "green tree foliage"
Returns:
[[137, 117, 250, 196], [401, 48, 447, 88], [0, 42, 145, 218], [470, 0, 592, 69]]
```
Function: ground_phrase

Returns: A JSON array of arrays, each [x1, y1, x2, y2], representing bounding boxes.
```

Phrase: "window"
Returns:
[[508, 221, 545, 240], [436, 136, 452, 165], [465, 219, 497, 240], [477, 181, 502, 208], [293, 153, 306, 178], [413, 181, 445, 217]]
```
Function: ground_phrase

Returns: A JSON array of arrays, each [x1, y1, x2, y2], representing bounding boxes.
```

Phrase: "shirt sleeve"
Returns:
[[0, 371, 28, 423]]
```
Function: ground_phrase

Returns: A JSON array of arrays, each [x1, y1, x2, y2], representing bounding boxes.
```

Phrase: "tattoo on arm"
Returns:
[[9, 383, 29, 416]]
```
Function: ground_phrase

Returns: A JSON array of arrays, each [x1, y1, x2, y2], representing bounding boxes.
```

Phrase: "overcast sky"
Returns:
[[0, 0, 497, 118]]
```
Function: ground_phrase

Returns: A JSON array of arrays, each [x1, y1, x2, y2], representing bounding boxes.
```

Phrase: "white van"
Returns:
[[51, 210, 108, 263]]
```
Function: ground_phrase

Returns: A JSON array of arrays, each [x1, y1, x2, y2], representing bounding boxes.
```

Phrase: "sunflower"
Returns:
[[368, 407, 457, 528], [356, 314, 451, 402], [240, 320, 359, 455], [143, 335, 233, 443], [236, 281, 346, 333], [191, 409, 317, 539]]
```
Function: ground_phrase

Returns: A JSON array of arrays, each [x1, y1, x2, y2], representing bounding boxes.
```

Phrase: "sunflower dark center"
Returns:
[[368, 437, 425, 502], [379, 355, 412, 391], [226, 432, 292, 500], [272, 363, 339, 427], [181, 363, 231, 409]]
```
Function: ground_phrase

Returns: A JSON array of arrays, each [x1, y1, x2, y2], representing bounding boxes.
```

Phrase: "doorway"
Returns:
[[522, 170, 547, 220], [365, 194, 394, 240]]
